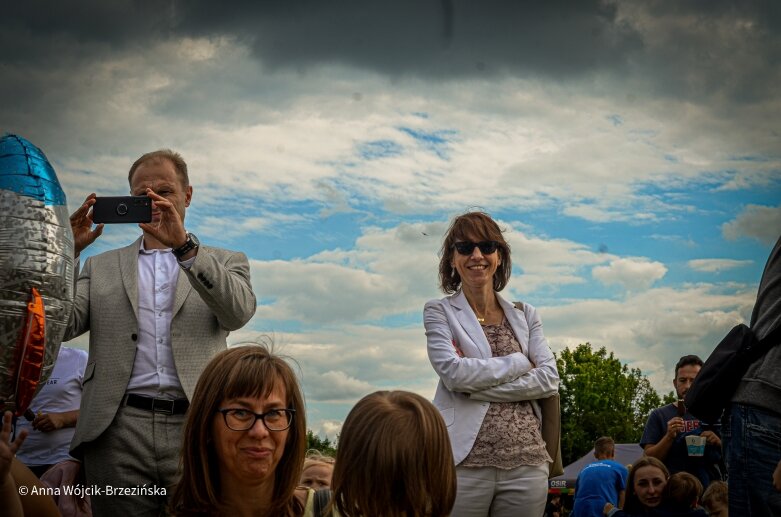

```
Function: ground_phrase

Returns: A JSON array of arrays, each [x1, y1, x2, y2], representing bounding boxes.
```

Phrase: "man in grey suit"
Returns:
[[65, 149, 256, 516]]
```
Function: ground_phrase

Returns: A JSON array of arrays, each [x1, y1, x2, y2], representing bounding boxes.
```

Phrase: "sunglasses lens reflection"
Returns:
[[454, 241, 498, 255]]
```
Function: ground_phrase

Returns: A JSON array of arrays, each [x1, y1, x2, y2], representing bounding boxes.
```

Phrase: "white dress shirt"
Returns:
[[126, 238, 193, 399]]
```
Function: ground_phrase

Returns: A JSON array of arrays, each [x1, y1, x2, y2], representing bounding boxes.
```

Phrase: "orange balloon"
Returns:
[[13, 287, 46, 417]]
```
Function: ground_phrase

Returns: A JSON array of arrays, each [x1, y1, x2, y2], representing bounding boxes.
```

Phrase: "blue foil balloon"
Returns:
[[0, 134, 74, 415]]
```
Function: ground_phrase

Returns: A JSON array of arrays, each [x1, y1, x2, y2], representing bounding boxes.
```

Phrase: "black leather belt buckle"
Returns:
[[152, 398, 175, 415], [124, 394, 188, 415]]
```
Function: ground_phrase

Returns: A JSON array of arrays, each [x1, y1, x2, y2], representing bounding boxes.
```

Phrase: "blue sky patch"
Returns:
[[355, 139, 404, 160], [397, 127, 458, 159]]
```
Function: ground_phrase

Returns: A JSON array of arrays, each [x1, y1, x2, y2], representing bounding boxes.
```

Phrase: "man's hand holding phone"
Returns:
[[139, 188, 188, 251], [70, 193, 104, 256]]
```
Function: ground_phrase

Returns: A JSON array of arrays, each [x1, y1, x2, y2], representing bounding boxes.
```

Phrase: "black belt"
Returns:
[[123, 394, 189, 415]]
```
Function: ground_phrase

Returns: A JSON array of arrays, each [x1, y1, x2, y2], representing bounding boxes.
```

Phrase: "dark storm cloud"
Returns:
[[178, 0, 644, 79], [3, 1, 641, 79], [1, 0, 779, 149], [626, 0, 781, 104], [3, 1, 778, 96]]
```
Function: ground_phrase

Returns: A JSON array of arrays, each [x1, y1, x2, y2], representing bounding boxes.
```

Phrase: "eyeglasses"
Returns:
[[453, 241, 500, 255], [217, 408, 296, 432]]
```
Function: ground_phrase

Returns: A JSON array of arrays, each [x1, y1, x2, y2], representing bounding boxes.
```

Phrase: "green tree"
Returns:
[[306, 430, 337, 456], [557, 343, 662, 465], [662, 390, 678, 405]]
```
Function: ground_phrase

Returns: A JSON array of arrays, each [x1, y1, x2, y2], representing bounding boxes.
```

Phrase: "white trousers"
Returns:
[[452, 463, 549, 517]]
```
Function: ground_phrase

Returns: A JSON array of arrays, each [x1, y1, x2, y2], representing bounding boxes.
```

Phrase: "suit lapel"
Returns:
[[120, 237, 142, 319], [450, 291, 490, 359]]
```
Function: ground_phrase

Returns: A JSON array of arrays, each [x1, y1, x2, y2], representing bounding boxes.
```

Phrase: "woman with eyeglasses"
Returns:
[[424, 211, 560, 516], [170, 345, 307, 516]]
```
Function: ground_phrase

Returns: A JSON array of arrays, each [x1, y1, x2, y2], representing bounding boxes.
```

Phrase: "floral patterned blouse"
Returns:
[[461, 318, 552, 469]]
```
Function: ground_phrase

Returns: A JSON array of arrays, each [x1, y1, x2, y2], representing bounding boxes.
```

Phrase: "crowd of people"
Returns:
[[2, 149, 780, 516]]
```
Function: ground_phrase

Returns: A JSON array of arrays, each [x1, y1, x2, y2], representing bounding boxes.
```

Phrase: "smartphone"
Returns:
[[92, 196, 152, 224]]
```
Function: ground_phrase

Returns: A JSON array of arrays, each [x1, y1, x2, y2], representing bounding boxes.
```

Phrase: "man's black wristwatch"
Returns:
[[172, 232, 200, 259]]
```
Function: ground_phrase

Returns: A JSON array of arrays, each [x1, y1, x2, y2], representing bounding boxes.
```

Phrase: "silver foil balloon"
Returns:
[[0, 134, 74, 416]]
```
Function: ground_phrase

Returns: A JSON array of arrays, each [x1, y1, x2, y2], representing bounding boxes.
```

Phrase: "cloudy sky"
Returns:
[[4, 1, 780, 438]]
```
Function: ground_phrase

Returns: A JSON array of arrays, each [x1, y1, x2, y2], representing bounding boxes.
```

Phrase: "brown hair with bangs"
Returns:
[[169, 345, 307, 516], [624, 456, 670, 514], [439, 211, 512, 294], [331, 390, 456, 517]]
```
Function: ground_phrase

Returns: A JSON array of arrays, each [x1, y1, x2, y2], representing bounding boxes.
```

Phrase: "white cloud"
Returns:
[[504, 230, 614, 295], [23, 33, 775, 225], [249, 219, 619, 324], [688, 258, 754, 273], [197, 212, 312, 240], [315, 421, 344, 441], [306, 370, 375, 402], [542, 283, 758, 394], [592, 258, 668, 291], [722, 205, 781, 244]]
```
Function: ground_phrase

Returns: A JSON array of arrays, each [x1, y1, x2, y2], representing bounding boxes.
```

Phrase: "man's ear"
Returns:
[[185, 185, 193, 207]]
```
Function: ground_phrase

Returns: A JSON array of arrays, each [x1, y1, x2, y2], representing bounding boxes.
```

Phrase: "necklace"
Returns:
[[472, 306, 487, 324]]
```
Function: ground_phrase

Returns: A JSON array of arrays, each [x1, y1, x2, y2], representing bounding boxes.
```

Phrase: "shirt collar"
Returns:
[[139, 237, 172, 255]]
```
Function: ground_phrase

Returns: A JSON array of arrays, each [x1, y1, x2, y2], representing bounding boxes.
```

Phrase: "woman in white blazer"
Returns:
[[425, 211, 560, 517]]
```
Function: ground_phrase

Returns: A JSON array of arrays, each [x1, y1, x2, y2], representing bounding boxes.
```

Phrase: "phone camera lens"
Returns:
[[116, 203, 129, 216]]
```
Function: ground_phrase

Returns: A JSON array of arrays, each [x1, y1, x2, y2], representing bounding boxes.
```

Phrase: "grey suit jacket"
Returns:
[[424, 291, 559, 465], [64, 237, 256, 456]]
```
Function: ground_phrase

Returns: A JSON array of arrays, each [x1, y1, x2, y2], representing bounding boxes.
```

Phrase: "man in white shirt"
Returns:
[[15, 346, 88, 477], [65, 149, 256, 516]]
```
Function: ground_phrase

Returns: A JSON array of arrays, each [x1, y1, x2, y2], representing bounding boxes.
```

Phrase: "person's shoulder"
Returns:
[[608, 460, 629, 475], [86, 239, 139, 262], [424, 295, 451, 309], [650, 403, 676, 418], [515, 299, 537, 313], [199, 245, 248, 261]]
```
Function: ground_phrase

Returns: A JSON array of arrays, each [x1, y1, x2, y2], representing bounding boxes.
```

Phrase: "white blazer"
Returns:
[[424, 291, 559, 465]]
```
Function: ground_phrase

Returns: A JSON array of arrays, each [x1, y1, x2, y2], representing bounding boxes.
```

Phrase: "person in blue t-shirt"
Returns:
[[640, 355, 723, 489], [572, 437, 629, 517]]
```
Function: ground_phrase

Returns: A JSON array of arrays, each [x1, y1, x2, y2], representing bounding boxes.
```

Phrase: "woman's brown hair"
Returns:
[[438, 211, 512, 294], [170, 345, 307, 516], [624, 456, 670, 514], [331, 390, 456, 516]]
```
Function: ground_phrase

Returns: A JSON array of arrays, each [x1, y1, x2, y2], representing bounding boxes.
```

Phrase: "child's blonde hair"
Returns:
[[702, 480, 727, 512]]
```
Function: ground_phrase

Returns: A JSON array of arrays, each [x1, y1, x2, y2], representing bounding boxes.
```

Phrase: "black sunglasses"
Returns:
[[453, 241, 500, 255]]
